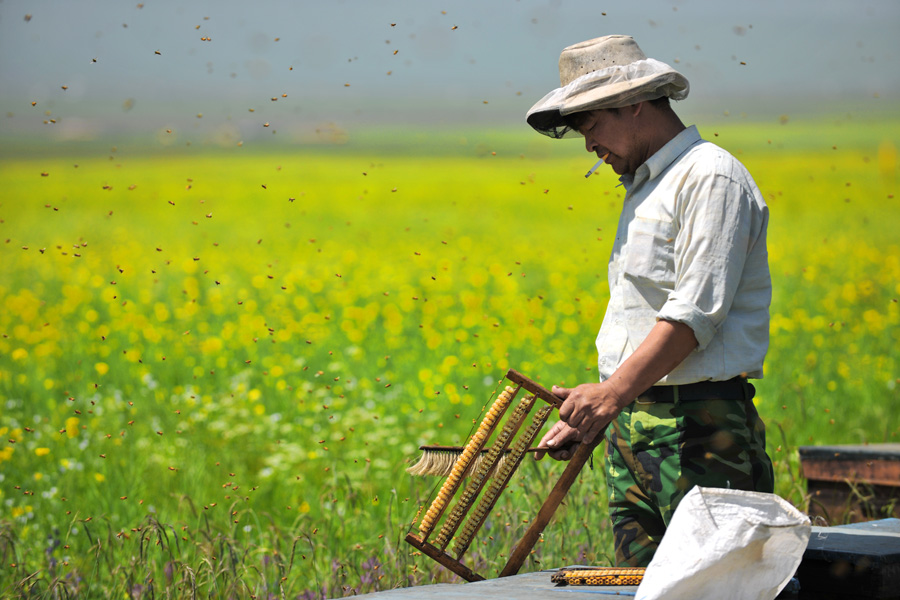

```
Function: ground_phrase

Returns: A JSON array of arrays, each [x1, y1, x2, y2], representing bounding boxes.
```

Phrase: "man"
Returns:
[[526, 35, 774, 567]]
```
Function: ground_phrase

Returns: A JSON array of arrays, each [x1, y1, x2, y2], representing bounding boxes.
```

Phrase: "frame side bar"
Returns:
[[505, 368, 563, 409], [498, 433, 605, 577], [405, 533, 485, 582]]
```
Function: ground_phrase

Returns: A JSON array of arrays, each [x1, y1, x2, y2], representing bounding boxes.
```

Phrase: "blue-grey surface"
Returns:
[[342, 568, 639, 599], [350, 522, 900, 599], [805, 518, 900, 564]]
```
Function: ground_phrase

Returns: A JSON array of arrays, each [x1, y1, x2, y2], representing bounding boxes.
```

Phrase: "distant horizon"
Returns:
[[4, 105, 895, 163], [2, 0, 898, 153], [3, 95, 895, 153]]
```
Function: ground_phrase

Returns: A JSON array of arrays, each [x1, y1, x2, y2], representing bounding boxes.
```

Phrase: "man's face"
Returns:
[[576, 108, 641, 176]]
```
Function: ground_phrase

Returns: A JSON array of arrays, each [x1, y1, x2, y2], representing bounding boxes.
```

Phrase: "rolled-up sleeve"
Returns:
[[656, 158, 759, 351]]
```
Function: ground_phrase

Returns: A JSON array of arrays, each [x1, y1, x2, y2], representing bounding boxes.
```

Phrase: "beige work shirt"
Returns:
[[596, 125, 771, 384]]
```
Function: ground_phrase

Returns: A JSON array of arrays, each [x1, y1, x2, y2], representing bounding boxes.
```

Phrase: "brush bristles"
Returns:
[[406, 449, 510, 479]]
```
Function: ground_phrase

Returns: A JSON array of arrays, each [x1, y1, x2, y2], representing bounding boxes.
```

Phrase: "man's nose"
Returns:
[[584, 135, 598, 153]]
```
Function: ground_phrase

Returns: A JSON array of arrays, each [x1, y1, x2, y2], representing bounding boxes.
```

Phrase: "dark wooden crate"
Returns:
[[797, 519, 900, 600], [800, 444, 900, 524]]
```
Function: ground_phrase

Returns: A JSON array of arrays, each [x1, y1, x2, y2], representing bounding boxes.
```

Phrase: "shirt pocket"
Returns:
[[622, 216, 676, 284]]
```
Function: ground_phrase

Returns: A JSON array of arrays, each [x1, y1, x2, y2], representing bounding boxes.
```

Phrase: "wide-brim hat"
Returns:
[[526, 35, 689, 139]]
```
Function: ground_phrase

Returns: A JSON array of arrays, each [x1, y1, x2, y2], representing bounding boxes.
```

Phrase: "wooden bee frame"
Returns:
[[405, 368, 604, 582]]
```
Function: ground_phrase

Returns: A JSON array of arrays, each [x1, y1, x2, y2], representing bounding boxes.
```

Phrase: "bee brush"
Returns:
[[406, 445, 554, 478]]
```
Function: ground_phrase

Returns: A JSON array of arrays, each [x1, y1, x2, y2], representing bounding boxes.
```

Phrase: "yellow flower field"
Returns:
[[1, 117, 898, 597]]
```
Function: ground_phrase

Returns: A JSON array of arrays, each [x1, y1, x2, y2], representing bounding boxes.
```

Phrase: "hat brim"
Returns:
[[526, 65, 689, 139]]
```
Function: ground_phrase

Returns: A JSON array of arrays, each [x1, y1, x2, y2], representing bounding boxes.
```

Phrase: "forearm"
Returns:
[[538, 319, 700, 456], [604, 319, 699, 403]]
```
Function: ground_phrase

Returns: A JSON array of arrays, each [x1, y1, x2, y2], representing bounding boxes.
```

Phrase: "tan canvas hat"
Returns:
[[526, 35, 689, 139]]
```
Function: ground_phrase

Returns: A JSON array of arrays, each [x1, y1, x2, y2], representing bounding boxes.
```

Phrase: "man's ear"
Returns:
[[631, 102, 644, 118]]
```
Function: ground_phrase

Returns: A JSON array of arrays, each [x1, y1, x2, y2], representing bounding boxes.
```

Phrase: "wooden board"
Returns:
[[800, 444, 900, 487], [800, 444, 900, 524]]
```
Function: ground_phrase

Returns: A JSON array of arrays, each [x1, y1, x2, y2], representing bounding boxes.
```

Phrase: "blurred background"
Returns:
[[2, 0, 898, 152], [1, 4, 898, 596]]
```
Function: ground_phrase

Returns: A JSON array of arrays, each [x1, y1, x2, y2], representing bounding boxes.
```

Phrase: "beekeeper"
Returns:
[[528, 35, 775, 567]]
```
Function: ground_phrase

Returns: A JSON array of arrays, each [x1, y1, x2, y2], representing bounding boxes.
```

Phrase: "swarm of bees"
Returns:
[[6, 6, 888, 596]]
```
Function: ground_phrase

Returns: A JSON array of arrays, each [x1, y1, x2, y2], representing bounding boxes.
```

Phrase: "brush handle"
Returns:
[[418, 445, 548, 453], [418, 443, 583, 454]]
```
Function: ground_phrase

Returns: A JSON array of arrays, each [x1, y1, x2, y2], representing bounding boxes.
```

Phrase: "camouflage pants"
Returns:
[[605, 382, 774, 567]]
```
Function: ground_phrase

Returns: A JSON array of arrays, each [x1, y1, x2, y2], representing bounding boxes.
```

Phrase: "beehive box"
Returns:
[[799, 444, 900, 524]]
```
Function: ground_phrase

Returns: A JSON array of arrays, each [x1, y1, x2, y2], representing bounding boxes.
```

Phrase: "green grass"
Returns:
[[1, 117, 898, 598]]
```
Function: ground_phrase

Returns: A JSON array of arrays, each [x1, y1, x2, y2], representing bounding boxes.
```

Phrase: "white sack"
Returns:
[[636, 486, 810, 600]]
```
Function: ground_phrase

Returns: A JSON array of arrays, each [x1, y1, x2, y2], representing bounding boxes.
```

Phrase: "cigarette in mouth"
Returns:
[[584, 153, 610, 178]]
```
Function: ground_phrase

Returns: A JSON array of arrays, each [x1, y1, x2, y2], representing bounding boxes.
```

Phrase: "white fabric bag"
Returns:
[[636, 486, 811, 600]]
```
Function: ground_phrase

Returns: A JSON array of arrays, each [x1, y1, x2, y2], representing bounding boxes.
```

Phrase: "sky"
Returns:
[[1, 0, 898, 146]]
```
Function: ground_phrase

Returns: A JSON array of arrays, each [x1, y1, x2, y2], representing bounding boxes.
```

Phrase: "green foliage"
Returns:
[[0, 118, 898, 597]]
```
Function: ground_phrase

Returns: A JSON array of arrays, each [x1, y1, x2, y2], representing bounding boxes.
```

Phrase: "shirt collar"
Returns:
[[619, 125, 702, 192]]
